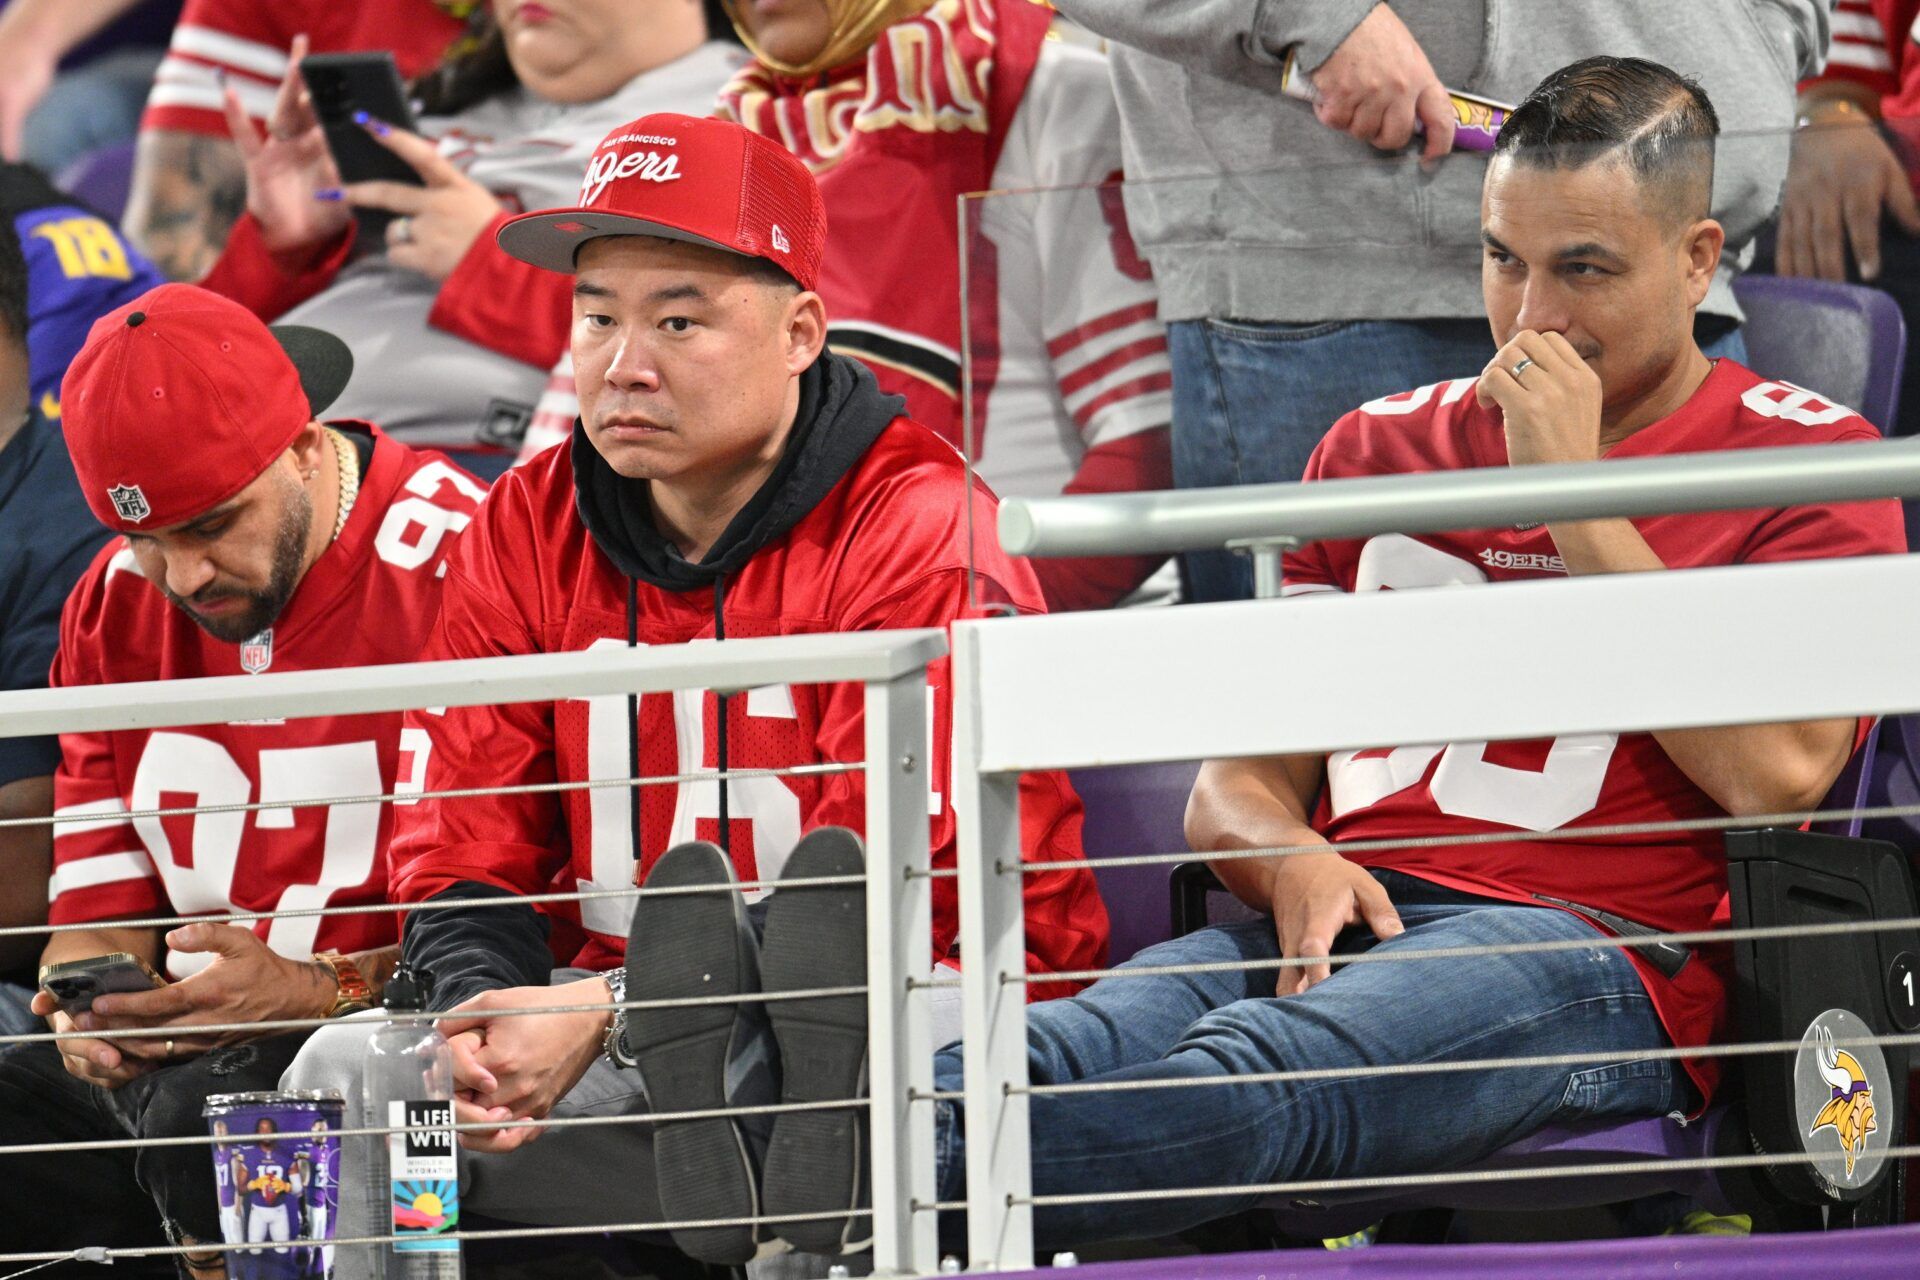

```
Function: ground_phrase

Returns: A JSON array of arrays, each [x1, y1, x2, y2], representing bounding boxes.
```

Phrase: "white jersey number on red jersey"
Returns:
[[130, 732, 383, 969], [373, 460, 488, 573], [1326, 535, 1620, 833]]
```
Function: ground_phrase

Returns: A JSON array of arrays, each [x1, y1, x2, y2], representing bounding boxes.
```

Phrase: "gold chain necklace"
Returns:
[[326, 427, 361, 542]]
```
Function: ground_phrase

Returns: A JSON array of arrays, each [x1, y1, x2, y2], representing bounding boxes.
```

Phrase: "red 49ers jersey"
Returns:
[[48, 426, 487, 976], [388, 419, 1110, 994], [1282, 359, 1906, 1100]]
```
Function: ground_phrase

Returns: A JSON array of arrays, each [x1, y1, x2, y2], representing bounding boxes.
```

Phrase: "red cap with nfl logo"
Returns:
[[498, 112, 827, 289], [62, 283, 354, 532]]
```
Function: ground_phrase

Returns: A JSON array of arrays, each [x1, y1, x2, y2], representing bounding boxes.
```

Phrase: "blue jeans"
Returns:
[[1168, 317, 1750, 602], [0, 983, 36, 1037], [930, 871, 1686, 1248], [23, 48, 162, 178]]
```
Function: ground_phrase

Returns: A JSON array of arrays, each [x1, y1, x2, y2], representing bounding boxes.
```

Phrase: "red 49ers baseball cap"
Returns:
[[497, 112, 827, 290], [62, 283, 354, 533]]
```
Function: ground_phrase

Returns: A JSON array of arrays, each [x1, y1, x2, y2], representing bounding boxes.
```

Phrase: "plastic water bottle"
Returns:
[[363, 964, 462, 1279]]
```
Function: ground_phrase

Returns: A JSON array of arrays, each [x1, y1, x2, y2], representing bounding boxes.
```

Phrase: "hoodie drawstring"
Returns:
[[624, 573, 733, 868], [627, 576, 643, 872]]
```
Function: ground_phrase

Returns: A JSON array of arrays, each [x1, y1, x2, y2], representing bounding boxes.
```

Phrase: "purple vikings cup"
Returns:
[[205, 1091, 345, 1280], [1278, 48, 1513, 151]]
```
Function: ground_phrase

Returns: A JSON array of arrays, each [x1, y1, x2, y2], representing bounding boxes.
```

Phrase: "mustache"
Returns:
[[167, 583, 255, 610], [1504, 334, 1601, 363]]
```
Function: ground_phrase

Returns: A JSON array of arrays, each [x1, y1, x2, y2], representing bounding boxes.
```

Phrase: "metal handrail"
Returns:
[[997, 438, 1920, 559], [0, 629, 949, 739]]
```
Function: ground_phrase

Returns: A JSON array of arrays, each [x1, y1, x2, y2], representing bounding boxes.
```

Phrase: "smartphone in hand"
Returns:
[[301, 51, 424, 186], [300, 50, 428, 245], [38, 952, 165, 1017]]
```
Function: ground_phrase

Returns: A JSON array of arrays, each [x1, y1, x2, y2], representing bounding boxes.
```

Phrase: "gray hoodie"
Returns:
[[1049, 0, 1830, 325]]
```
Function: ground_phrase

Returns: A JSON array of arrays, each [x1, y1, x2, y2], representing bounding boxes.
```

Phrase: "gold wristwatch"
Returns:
[[313, 951, 375, 1016]]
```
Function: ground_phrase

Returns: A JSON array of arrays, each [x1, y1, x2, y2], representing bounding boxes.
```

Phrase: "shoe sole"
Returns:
[[760, 827, 871, 1254], [627, 841, 763, 1265]]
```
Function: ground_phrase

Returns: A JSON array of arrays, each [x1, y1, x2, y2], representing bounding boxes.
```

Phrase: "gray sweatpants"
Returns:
[[280, 966, 963, 1278]]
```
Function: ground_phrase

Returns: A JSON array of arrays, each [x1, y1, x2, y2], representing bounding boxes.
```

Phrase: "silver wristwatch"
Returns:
[[602, 968, 637, 1069]]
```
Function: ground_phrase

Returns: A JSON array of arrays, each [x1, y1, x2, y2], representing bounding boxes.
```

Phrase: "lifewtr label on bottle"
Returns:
[[387, 1100, 458, 1251]]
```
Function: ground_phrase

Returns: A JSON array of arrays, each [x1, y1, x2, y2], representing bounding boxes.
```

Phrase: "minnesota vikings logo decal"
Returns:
[[1808, 1024, 1878, 1178], [1794, 1009, 1890, 1189]]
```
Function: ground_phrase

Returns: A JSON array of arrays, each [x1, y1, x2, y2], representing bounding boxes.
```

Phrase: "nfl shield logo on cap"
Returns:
[[107, 484, 151, 523]]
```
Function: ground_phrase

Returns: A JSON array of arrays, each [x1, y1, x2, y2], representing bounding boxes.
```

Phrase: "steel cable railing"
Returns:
[[952, 463, 1920, 1267], [0, 631, 945, 1276]]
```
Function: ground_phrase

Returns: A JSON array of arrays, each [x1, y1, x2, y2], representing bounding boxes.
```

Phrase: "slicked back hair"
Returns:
[[1493, 56, 1719, 227]]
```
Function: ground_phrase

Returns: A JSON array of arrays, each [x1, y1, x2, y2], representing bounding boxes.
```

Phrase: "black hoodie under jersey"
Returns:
[[404, 353, 903, 1007]]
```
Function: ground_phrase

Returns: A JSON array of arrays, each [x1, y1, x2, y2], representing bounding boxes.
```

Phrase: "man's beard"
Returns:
[[166, 483, 313, 643]]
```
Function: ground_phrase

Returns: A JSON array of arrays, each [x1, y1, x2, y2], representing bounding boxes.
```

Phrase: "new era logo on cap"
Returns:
[[107, 484, 150, 523], [497, 113, 828, 291]]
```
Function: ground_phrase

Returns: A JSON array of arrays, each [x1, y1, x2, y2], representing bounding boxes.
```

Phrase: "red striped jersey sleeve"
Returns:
[[1818, 0, 1906, 100], [45, 640, 165, 927], [140, 0, 291, 136]]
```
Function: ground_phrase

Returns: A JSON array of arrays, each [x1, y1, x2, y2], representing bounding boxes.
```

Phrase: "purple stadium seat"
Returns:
[[53, 140, 138, 226], [994, 1223, 1920, 1280], [1068, 761, 1202, 963], [1860, 715, 1920, 855], [1731, 274, 1920, 555], [1733, 274, 1906, 435], [1251, 1108, 1737, 1242]]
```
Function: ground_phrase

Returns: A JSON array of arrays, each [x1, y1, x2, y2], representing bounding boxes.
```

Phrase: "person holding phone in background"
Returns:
[[1047, 0, 1828, 602], [124, 0, 469, 283], [0, 283, 485, 1273], [195, 0, 742, 480]]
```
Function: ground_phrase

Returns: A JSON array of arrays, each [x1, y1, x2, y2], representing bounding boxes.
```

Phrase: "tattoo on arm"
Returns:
[[124, 130, 248, 281]]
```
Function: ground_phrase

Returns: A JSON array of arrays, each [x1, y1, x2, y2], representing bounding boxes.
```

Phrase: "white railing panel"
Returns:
[[0, 630, 948, 738], [0, 631, 946, 1272], [958, 554, 1920, 774]]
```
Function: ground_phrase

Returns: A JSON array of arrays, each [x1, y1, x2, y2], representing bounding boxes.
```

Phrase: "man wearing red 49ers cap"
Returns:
[[0, 283, 486, 1265], [282, 111, 1108, 1267]]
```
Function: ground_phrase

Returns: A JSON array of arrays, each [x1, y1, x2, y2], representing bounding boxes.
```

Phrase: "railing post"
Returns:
[[1227, 536, 1298, 600], [952, 625, 1035, 1269], [865, 669, 937, 1275]]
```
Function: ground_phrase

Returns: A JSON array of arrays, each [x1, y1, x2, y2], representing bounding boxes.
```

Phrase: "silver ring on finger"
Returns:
[[390, 216, 414, 246], [1510, 356, 1535, 382], [164, 1038, 176, 1057]]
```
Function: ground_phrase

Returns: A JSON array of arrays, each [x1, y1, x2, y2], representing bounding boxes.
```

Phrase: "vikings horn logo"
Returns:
[[1808, 1024, 1878, 1177]]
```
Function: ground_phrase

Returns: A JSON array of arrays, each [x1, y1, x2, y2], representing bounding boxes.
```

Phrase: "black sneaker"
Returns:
[[759, 827, 873, 1255], [626, 841, 782, 1265]]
